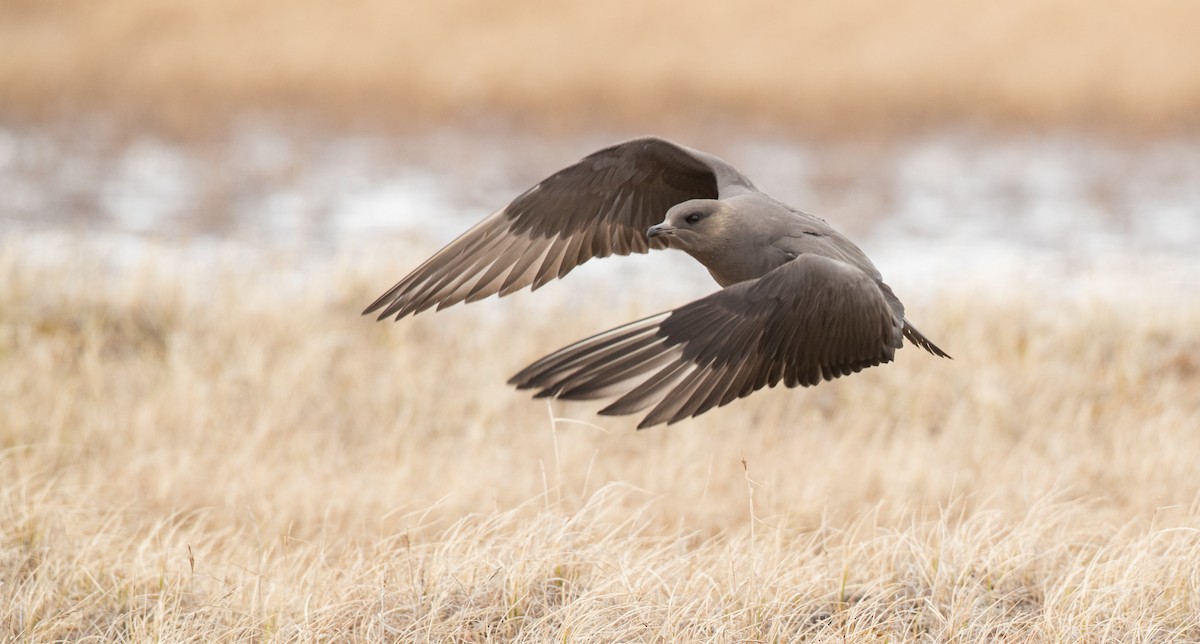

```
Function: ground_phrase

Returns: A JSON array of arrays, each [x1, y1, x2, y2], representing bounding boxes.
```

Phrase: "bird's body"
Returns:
[[366, 136, 950, 428], [662, 193, 881, 287]]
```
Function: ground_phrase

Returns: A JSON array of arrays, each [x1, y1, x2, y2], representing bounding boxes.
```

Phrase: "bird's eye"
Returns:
[[685, 211, 705, 225]]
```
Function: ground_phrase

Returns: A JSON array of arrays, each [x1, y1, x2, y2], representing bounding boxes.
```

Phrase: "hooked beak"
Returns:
[[646, 223, 677, 239]]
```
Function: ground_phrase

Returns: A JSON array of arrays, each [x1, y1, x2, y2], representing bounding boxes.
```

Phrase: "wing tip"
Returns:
[[362, 300, 399, 321]]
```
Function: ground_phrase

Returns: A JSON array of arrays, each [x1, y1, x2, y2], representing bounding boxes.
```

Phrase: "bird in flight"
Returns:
[[365, 137, 950, 428]]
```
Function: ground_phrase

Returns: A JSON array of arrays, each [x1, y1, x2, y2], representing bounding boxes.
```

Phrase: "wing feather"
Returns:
[[365, 137, 753, 319], [511, 255, 906, 428]]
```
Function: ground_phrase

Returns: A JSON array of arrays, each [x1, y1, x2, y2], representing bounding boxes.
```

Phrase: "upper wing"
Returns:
[[509, 255, 905, 429], [364, 136, 752, 320]]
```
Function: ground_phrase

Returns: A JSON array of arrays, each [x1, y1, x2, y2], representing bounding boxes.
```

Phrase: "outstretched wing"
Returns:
[[365, 136, 750, 320], [509, 255, 905, 429]]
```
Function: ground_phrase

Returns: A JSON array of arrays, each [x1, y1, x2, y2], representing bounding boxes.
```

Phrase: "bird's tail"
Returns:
[[902, 322, 952, 359]]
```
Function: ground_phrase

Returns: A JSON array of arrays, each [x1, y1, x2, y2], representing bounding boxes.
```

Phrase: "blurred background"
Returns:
[[4, 5, 1200, 637], [2, 0, 1198, 293]]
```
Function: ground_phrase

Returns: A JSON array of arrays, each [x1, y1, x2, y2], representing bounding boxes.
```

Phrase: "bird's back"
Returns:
[[688, 193, 882, 288]]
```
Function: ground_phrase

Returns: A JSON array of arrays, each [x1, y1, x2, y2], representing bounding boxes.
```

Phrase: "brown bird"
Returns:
[[365, 136, 950, 428]]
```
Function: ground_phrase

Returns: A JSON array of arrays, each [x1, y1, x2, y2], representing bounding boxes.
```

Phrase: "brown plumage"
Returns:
[[365, 136, 951, 429]]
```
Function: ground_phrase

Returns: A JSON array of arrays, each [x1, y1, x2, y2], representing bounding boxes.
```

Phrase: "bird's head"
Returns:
[[647, 200, 729, 253]]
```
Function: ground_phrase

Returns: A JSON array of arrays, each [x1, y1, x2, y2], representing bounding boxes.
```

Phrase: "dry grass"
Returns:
[[3, 0, 1200, 135], [3, 236, 1200, 641]]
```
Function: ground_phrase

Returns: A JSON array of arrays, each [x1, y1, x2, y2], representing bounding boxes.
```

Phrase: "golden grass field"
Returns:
[[3, 0, 1200, 135], [4, 1, 1199, 640], [3, 237, 1199, 640]]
